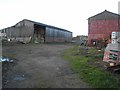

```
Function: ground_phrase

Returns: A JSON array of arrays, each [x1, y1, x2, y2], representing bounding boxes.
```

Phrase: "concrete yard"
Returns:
[[2, 42, 90, 88]]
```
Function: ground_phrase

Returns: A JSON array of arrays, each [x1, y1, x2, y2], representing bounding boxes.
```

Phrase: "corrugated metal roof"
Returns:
[[23, 19, 72, 33], [88, 10, 120, 21]]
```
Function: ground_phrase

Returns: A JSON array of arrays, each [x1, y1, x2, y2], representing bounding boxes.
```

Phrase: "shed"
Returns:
[[72, 35, 88, 45], [1, 19, 72, 43]]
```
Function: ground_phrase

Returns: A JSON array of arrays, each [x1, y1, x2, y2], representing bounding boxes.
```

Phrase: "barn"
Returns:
[[88, 10, 120, 47], [1, 19, 72, 43]]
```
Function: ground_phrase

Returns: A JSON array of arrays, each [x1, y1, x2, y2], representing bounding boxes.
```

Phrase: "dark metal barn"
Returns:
[[1, 19, 72, 43], [88, 10, 120, 46]]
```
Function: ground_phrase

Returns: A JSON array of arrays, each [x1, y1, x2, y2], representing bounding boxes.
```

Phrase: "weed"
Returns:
[[62, 45, 120, 88]]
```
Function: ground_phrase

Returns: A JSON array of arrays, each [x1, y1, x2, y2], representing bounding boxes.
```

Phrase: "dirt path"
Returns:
[[2, 43, 90, 88]]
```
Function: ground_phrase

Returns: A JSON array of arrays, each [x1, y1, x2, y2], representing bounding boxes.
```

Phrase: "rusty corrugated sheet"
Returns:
[[88, 10, 120, 46]]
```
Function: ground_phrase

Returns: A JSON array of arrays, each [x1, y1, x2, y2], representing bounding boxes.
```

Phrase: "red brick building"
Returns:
[[88, 10, 120, 46]]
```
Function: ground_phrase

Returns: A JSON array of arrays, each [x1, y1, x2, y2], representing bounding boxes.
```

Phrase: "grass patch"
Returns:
[[62, 45, 120, 88]]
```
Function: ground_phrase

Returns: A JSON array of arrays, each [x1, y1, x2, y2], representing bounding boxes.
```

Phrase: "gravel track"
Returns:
[[2, 43, 90, 88]]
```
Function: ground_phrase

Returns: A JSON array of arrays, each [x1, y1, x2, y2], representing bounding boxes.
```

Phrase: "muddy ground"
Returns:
[[2, 42, 90, 88]]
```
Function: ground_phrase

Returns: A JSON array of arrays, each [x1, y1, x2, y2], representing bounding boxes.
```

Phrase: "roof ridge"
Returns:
[[88, 10, 119, 20], [23, 19, 72, 33]]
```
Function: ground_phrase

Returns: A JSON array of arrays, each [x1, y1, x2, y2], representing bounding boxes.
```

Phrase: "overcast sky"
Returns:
[[0, 0, 119, 36]]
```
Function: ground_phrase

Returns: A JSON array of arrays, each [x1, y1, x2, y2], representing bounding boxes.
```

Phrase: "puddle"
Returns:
[[13, 75, 25, 81], [0, 56, 14, 62]]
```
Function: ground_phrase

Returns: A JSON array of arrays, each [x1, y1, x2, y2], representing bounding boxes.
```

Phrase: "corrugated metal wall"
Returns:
[[88, 19, 120, 46], [88, 10, 120, 46], [2, 19, 72, 43], [5, 20, 34, 38], [45, 27, 72, 42]]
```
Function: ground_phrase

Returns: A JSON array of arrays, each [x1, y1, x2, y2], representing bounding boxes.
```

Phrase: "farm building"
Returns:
[[72, 35, 88, 45], [1, 19, 72, 43], [88, 10, 120, 47]]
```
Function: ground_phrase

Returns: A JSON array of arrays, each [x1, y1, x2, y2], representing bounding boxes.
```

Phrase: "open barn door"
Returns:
[[34, 24, 45, 43]]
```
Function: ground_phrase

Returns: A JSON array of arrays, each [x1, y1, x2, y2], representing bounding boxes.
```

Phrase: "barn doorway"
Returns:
[[34, 24, 45, 43]]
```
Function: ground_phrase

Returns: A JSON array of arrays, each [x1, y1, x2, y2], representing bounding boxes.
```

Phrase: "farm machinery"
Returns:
[[103, 32, 120, 72]]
